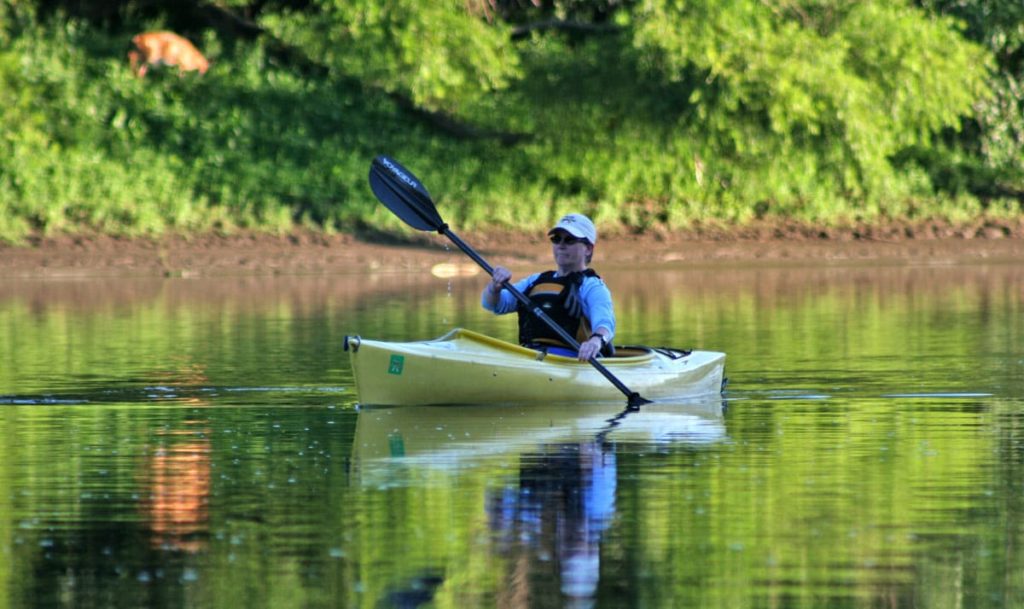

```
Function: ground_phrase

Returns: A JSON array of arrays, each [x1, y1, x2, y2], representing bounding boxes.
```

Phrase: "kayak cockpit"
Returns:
[[426, 328, 662, 364], [345, 328, 693, 364]]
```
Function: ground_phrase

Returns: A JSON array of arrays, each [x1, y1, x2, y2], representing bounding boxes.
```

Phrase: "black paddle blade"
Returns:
[[369, 156, 445, 232]]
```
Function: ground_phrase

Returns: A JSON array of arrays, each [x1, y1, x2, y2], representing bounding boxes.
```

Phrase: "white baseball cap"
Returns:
[[548, 213, 597, 244]]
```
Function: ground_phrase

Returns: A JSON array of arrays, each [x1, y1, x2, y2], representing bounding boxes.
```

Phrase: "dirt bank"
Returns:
[[2, 219, 1023, 278]]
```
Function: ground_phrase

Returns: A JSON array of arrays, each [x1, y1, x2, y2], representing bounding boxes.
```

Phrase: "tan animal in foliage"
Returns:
[[128, 31, 209, 77]]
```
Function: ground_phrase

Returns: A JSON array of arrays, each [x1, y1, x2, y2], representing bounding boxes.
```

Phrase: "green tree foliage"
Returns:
[[917, 0, 1024, 182], [631, 0, 991, 201], [0, 0, 1012, 243], [262, 0, 521, 111]]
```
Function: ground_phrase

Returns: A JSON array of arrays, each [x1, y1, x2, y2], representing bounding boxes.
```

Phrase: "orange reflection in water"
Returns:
[[144, 428, 211, 554]]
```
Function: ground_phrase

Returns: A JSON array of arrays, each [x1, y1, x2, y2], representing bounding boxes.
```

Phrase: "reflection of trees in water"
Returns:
[[146, 356, 210, 404], [489, 442, 616, 609], [8, 414, 217, 605], [5, 265, 1022, 333], [377, 570, 446, 609], [0, 275, 460, 315], [10, 264, 1022, 321]]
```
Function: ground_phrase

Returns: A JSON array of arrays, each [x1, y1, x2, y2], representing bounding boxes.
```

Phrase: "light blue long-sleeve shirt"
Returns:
[[481, 272, 616, 342]]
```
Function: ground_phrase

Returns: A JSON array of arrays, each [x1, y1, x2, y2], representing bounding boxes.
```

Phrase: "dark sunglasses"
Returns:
[[549, 234, 586, 245]]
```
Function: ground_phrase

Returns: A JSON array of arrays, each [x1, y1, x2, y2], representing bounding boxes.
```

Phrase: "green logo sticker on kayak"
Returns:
[[388, 354, 404, 375]]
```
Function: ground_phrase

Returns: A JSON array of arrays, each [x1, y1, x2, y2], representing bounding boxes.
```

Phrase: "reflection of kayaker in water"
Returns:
[[482, 213, 616, 362], [488, 442, 617, 608]]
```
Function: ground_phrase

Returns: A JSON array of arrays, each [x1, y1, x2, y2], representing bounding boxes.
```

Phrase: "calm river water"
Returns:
[[1, 259, 1022, 609]]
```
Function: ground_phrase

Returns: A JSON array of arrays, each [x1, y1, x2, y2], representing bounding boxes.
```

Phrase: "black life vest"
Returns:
[[517, 269, 599, 348]]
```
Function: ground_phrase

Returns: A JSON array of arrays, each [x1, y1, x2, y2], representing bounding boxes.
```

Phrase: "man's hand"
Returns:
[[578, 334, 604, 361], [488, 267, 512, 294]]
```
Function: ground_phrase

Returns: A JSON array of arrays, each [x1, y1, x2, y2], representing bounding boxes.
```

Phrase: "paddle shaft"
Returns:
[[442, 227, 649, 407]]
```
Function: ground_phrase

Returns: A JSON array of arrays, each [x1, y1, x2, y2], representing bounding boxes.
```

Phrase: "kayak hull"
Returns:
[[343, 328, 726, 406]]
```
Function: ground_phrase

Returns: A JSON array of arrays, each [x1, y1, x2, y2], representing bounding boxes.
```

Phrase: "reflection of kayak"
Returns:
[[342, 328, 726, 406], [352, 400, 727, 466]]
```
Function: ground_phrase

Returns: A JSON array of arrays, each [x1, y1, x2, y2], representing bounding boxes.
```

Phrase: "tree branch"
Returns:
[[510, 19, 623, 40], [386, 93, 530, 146]]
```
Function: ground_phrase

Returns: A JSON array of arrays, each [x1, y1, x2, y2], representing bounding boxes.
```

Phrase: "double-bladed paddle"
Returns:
[[368, 155, 651, 408]]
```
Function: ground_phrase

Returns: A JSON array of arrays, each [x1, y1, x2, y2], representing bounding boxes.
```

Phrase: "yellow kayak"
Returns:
[[343, 328, 726, 406]]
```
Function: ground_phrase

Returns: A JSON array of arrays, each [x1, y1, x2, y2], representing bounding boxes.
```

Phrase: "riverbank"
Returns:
[[2, 219, 1023, 278]]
